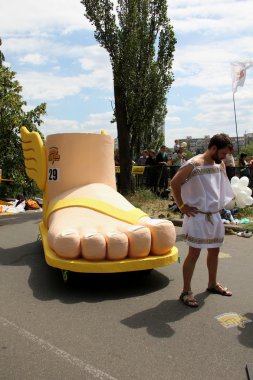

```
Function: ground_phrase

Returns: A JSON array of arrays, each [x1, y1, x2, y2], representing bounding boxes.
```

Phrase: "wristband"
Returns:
[[179, 202, 185, 209]]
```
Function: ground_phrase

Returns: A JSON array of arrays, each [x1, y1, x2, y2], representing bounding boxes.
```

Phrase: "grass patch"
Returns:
[[236, 206, 253, 219], [125, 189, 181, 219], [125, 189, 253, 224]]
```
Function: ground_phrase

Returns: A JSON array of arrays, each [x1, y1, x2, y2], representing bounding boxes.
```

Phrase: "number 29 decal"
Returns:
[[48, 168, 59, 182]]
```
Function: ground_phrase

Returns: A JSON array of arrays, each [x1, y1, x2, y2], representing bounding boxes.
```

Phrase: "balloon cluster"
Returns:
[[226, 176, 253, 209]]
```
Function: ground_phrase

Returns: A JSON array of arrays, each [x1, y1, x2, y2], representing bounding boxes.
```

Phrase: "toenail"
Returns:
[[61, 229, 78, 237], [128, 225, 144, 232], [85, 233, 96, 238]]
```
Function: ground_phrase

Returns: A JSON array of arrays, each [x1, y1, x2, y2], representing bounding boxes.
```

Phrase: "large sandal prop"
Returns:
[[207, 283, 232, 296], [42, 198, 178, 272], [21, 126, 178, 274]]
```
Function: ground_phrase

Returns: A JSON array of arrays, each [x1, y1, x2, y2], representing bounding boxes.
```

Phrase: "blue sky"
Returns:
[[1, 0, 253, 148]]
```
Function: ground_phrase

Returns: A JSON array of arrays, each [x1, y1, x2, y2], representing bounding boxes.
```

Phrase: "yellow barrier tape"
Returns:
[[115, 166, 145, 175]]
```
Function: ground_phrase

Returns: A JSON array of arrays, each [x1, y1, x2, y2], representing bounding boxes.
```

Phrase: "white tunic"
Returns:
[[181, 162, 234, 248]]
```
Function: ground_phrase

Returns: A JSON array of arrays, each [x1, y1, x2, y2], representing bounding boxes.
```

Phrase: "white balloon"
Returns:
[[237, 191, 248, 201], [246, 197, 253, 206], [235, 198, 247, 208], [235, 190, 249, 208], [239, 176, 249, 187], [225, 199, 236, 209], [244, 187, 252, 196], [231, 176, 240, 186], [231, 184, 241, 196]]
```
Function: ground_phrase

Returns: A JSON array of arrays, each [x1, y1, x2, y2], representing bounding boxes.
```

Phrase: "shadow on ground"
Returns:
[[237, 312, 253, 349], [0, 240, 171, 304], [0, 212, 42, 226], [121, 291, 209, 338]]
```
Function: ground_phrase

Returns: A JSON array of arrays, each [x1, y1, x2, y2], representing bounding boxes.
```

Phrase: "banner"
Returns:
[[231, 60, 253, 93]]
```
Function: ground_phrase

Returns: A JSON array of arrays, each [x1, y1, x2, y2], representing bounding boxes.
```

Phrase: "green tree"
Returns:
[[81, 0, 176, 194], [240, 142, 253, 158], [0, 46, 46, 197]]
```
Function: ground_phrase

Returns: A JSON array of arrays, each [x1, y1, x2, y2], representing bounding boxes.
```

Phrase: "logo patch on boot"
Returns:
[[48, 147, 60, 164]]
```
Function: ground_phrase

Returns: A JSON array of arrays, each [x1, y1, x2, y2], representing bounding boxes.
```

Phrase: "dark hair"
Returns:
[[240, 152, 247, 158], [208, 134, 233, 150]]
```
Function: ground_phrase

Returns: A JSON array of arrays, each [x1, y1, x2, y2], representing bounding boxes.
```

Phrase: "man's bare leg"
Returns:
[[183, 246, 201, 292], [207, 247, 219, 288], [207, 248, 232, 295]]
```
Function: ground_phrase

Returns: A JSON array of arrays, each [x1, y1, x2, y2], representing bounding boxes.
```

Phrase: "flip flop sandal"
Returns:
[[179, 291, 198, 307], [206, 283, 232, 296]]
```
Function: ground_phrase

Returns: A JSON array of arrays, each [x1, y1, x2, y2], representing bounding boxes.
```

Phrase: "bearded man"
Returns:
[[171, 134, 234, 307]]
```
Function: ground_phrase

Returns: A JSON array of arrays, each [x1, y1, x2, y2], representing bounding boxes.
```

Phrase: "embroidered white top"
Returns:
[[181, 161, 234, 248]]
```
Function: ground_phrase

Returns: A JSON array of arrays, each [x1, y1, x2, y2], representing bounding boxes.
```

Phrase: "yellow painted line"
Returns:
[[215, 313, 252, 328], [219, 252, 232, 259], [0, 316, 117, 380]]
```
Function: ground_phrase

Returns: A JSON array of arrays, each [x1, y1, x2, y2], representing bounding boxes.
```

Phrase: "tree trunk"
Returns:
[[114, 82, 133, 194]]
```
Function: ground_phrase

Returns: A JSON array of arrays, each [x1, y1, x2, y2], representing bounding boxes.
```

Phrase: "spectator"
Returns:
[[223, 146, 235, 181], [156, 145, 168, 164], [138, 149, 149, 165], [171, 146, 185, 177], [182, 153, 187, 165], [146, 149, 156, 166], [156, 145, 169, 192], [248, 156, 253, 188], [239, 152, 250, 179], [174, 139, 180, 153], [145, 149, 156, 189]]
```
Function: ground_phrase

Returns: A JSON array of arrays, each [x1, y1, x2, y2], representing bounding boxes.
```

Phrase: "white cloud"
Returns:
[[17, 69, 113, 101], [172, 37, 253, 90], [170, 1, 253, 34], [40, 112, 117, 138], [79, 45, 111, 71], [0, 0, 91, 34], [1, 0, 253, 153], [19, 53, 47, 65]]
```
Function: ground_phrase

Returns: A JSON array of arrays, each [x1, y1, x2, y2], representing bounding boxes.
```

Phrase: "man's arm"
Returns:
[[170, 164, 198, 217]]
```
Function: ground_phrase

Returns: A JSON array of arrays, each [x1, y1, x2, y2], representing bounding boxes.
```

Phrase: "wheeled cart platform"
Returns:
[[39, 222, 178, 279]]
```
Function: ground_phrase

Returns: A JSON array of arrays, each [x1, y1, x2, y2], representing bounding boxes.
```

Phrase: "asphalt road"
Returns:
[[0, 212, 253, 380]]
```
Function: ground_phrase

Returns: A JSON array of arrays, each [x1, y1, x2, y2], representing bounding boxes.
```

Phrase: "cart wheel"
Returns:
[[61, 270, 69, 283]]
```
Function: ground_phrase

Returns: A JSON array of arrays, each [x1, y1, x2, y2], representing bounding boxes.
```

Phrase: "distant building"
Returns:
[[244, 133, 253, 146], [178, 133, 252, 155]]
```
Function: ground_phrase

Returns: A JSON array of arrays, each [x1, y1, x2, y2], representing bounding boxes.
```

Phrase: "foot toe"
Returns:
[[106, 232, 128, 260], [144, 219, 176, 255], [126, 226, 151, 258], [81, 232, 106, 261], [48, 228, 81, 259]]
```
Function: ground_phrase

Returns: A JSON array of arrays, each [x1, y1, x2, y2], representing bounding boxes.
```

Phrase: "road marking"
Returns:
[[219, 252, 231, 259], [0, 316, 117, 380], [215, 313, 252, 328]]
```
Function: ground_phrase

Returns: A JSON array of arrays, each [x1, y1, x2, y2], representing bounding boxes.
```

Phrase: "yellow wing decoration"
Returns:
[[21, 127, 47, 190]]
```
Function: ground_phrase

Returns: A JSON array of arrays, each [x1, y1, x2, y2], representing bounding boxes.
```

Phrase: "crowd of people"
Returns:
[[223, 149, 253, 187], [136, 141, 187, 195], [114, 140, 188, 195], [115, 139, 253, 193]]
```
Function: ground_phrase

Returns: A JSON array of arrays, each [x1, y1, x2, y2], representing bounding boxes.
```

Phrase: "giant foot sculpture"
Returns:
[[21, 127, 177, 272]]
